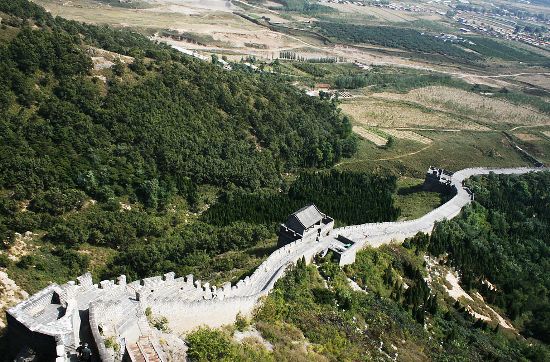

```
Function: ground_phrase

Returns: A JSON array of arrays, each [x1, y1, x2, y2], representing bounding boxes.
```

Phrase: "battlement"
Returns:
[[6, 169, 544, 362], [424, 166, 456, 194]]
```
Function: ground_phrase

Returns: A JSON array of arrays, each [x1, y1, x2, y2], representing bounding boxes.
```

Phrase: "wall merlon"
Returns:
[[76, 273, 93, 287], [8, 167, 546, 359], [117, 275, 127, 286]]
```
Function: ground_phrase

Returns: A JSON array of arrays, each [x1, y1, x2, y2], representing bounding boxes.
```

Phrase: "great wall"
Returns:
[[6, 166, 546, 361]]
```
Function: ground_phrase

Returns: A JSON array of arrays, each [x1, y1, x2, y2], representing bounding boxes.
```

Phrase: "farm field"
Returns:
[[375, 86, 549, 129], [340, 95, 488, 130], [338, 79, 550, 176], [337, 130, 534, 176], [352, 126, 388, 146]]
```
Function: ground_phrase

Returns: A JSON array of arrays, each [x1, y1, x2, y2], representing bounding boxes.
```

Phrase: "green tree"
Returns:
[[186, 327, 235, 362]]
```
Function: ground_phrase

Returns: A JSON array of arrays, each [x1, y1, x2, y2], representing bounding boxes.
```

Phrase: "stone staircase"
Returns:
[[128, 337, 162, 362]]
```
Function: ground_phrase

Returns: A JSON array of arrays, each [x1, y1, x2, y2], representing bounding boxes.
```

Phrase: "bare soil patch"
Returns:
[[514, 132, 542, 141], [7, 232, 38, 262], [352, 126, 387, 146], [382, 129, 433, 144]]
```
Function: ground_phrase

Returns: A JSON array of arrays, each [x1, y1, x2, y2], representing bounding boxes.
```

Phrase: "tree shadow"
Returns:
[[246, 244, 279, 258], [397, 184, 426, 196]]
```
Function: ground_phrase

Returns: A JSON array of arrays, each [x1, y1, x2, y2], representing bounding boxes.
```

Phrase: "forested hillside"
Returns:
[[426, 171, 550, 343], [186, 247, 549, 361], [186, 172, 549, 361], [0, 0, 362, 291], [0, 1, 356, 197]]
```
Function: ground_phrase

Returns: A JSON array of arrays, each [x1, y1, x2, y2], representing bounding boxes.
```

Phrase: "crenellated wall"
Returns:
[[7, 166, 546, 361]]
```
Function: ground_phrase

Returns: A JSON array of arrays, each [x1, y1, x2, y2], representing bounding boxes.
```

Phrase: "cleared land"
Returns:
[[352, 126, 387, 146], [514, 132, 542, 141], [390, 86, 549, 128], [511, 73, 550, 91], [382, 129, 433, 144], [340, 96, 489, 130], [338, 130, 533, 177], [324, 3, 426, 23]]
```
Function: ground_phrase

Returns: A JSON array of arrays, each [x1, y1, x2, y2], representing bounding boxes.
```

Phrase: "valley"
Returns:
[[0, 0, 549, 360]]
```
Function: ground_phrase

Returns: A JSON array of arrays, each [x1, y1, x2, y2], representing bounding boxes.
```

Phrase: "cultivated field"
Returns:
[[340, 96, 488, 130], [382, 129, 433, 144], [352, 126, 387, 146], [375, 86, 549, 129]]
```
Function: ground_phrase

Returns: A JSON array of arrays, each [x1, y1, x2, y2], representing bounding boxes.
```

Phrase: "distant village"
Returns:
[[319, 0, 549, 48]]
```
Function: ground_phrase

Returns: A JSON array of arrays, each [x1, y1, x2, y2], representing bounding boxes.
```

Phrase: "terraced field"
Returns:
[[340, 96, 489, 130]]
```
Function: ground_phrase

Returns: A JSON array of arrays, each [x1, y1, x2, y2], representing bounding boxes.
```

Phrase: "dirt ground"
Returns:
[[514, 132, 542, 141], [352, 126, 387, 146], [340, 95, 490, 130], [379, 86, 549, 128], [0, 269, 28, 330]]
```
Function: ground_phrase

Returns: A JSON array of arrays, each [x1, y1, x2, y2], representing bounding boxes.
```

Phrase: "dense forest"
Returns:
[[292, 62, 328, 77], [316, 22, 477, 62], [0, 0, 361, 291], [204, 170, 399, 226], [333, 74, 368, 89], [272, 0, 334, 14], [408, 171, 550, 344], [0, 21, 356, 196], [461, 36, 549, 64]]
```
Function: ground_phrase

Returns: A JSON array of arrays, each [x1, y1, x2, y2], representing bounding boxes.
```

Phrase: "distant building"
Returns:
[[278, 204, 334, 247], [315, 83, 331, 90]]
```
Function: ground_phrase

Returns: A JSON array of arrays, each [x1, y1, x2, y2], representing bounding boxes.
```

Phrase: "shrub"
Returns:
[[104, 336, 120, 352], [186, 327, 235, 362], [235, 312, 249, 332], [0, 253, 10, 267]]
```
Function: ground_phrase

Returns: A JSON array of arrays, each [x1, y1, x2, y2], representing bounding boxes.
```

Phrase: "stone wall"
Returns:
[[6, 312, 57, 360], [89, 302, 116, 362], [7, 167, 546, 359]]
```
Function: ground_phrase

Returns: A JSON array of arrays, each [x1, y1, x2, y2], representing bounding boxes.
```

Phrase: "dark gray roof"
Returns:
[[285, 204, 324, 232]]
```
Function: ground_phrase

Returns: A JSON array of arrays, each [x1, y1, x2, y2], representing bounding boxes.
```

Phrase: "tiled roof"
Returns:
[[289, 204, 323, 229]]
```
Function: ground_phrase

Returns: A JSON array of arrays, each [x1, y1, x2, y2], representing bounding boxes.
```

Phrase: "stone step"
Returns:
[[138, 337, 161, 362], [129, 343, 146, 362]]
